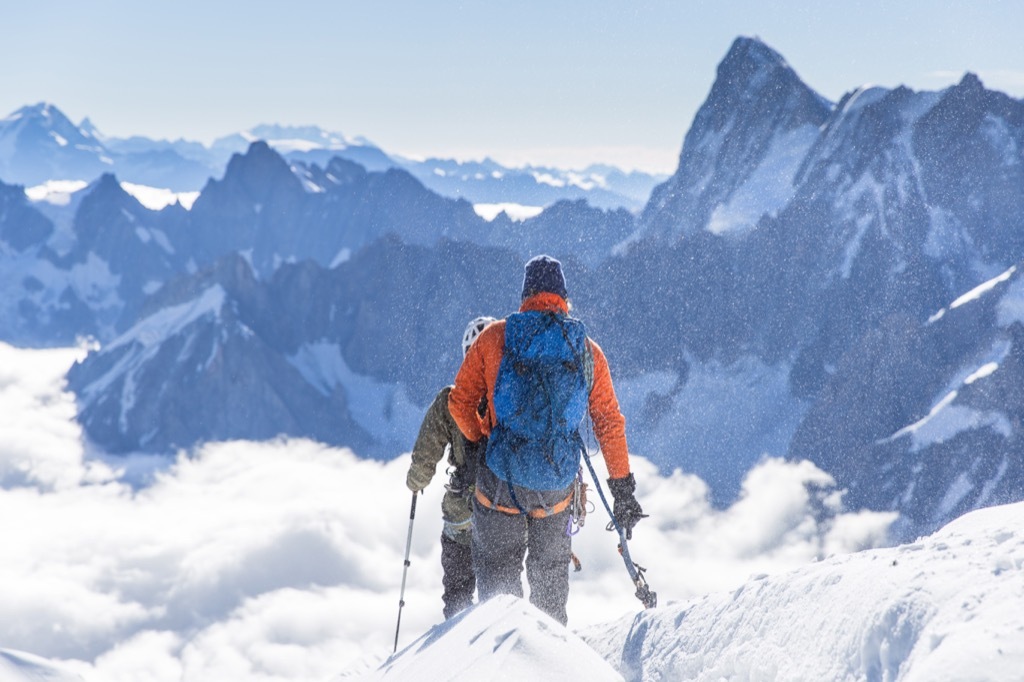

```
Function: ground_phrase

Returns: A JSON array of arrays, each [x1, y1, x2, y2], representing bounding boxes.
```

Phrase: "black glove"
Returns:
[[607, 473, 647, 539]]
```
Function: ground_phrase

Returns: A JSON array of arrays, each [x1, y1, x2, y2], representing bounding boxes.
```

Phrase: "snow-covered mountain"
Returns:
[[65, 255, 374, 455], [399, 156, 662, 212], [0, 105, 662, 209], [64, 243, 523, 455], [0, 172, 182, 344], [583, 500, 1024, 681], [0, 103, 113, 186], [5, 35, 1024, 538], [0, 103, 216, 191], [2, 139, 632, 345], [203, 125, 664, 211], [602, 36, 1024, 524]]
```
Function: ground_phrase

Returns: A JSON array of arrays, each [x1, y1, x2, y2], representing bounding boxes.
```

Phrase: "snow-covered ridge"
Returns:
[[582, 501, 1024, 681], [352, 596, 623, 681], [707, 124, 819, 235], [106, 285, 226, 353], [75, 285, 226, 415], [889, 267, 1024, 455], [0, 648, 84, 681]]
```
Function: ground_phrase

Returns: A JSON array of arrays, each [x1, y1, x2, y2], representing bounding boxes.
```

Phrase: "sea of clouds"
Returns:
[[0, 341, 895, 681]]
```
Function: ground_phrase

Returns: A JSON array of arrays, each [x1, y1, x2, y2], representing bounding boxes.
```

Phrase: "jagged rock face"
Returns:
[[485, 199, 635, 269], [66, 259, 374, 455], [638, 44, 1024, 370], [283, 238, 523, 404], [2, 139, 643, 348], [790, 267, 1024, 539], [186, 141, 310, 268], [730, 72, 1024, 534], [913, 74, 1024, 260], [66, 174, 184, 320], [629, 39, 1024, 523], [0, 178, 107, 344], [66, 241, 522, 455], [0, 142, 503, 344], [182, 143, 489, 275], [642, 37, 832, 238], [0, 173, 184, 345], [0, 179, 53, 251]]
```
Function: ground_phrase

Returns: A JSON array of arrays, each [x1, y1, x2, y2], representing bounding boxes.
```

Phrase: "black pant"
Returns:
[[471, 499, 572, 625], [440, 533, 475, 620]]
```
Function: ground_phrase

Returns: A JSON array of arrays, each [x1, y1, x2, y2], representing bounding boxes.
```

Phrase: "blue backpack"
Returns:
[[486, 310, 592, 491]]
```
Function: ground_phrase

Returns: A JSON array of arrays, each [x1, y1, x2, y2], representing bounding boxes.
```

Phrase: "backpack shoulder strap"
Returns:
[[552, 313, 593, 396], [583, 338, 595, 396]]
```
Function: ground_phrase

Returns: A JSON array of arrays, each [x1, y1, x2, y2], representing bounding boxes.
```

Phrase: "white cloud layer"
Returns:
[[471, 203, 544, 222], [0, 342, 894, 681]]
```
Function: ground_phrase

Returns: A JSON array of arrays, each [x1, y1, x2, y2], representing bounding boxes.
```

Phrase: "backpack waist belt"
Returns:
[[475, 486, 573, 518]]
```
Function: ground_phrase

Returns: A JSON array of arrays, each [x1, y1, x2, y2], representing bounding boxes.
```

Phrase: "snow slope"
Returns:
[[346, 595, 623, 681], [0, 649, 84, 682], [582, 501, 1024, 681]]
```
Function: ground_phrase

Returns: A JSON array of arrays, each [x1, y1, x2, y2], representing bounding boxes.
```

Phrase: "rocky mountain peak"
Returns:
[[700, 36, 831, 135], [78, 117, 105, 140], [641, 37, 831, 237], [4, 102, 91, 143], [190, 141, 306, 220], [222, 140, 304, 193], [78, 173, 136, 212], [718, 36, 791, 80], [954, 72, 986, 94]]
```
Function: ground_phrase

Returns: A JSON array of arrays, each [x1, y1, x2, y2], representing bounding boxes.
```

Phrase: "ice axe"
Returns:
[[581, 448, 657, 609]]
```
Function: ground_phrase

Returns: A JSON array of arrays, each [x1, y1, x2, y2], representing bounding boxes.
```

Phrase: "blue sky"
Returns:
[[2, 1, 1022, 173]]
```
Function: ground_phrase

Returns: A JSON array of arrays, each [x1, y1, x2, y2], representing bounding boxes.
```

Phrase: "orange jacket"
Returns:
[[448, 292, 631, 480]]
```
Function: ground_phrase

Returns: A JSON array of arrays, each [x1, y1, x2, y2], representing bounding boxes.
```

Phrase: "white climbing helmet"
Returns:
[[462, 316, 496, 356]]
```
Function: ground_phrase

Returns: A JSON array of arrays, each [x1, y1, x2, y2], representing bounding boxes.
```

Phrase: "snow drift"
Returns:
[[582, 501, 1024, 681], [347, 595, 623, 681], [0, 649, 85, 682]]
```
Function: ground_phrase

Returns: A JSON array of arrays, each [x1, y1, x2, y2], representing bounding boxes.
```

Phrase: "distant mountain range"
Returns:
[[3, 36, 1023, 539], [0, 104, 664, 211]]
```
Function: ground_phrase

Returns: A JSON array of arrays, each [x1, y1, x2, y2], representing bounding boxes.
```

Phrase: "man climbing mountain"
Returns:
[[448, 255, 645, 625], [406, 316, 496, 620]]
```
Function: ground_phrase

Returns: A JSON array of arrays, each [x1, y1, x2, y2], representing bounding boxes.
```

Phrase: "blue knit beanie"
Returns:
[[521, 255, 567, 300]]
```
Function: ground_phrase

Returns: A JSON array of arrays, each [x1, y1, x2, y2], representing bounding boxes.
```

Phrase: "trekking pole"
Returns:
[[581, 448, 658, 609], [393, 491, 418, 653]]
